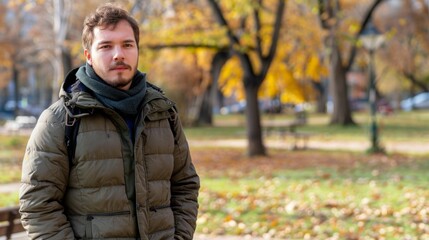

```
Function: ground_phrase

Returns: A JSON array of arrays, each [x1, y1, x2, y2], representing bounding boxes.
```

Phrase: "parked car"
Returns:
[[220, 101, 246, 115], [219, 99, 284, 115], [377, 99, 394, 115], [400, 92, 429, 111], [4, 116, 37, 132], [3, 100, 44, 117]]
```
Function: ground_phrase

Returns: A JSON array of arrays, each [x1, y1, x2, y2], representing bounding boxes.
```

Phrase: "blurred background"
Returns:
[[1, 0, 429, 239], [1, 0, 428, 125]]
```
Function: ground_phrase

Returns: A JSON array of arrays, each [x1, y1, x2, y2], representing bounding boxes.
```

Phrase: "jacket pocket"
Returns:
[[85, 211, 131, 239]]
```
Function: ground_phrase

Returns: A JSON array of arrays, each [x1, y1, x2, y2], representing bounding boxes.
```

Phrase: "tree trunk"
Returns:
[[211, 51, 230, 113], [195, 85, 213, 126], [52, 0, 71, 102], [0, 87, 8, 111], [62, 49, 73, 75], [244, 79, 266, 156], [312, 80, 327, 113], [329, 44, 355, 125], [12, 65, 20, 118]]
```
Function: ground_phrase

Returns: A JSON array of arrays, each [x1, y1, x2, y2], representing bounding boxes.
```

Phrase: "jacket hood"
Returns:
[[60, 67, 80, 99], [59, 67, 104, 111]]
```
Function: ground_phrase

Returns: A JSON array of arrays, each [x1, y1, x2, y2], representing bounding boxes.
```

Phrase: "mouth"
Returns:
[[110, 64, 131, 71], [111, 67, 129, 71]]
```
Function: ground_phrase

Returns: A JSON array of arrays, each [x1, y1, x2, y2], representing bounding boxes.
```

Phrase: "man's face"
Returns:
[[84, 20, 138, 91]]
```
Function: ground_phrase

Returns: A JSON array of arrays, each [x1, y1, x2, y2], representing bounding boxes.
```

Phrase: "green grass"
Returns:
[[0, 135, 26, 185], [0, 134, 27, 185], [197, 155, 429, 239], [0, 135, 28, 150], [184, 125, 246, 140], [0, 164, 21, 184], [185, 111, 429, 143], [0, 192, 19, 208]]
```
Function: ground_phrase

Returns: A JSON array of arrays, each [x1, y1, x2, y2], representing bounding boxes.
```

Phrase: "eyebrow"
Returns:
[[123, 39, 136, 44], [97, 39, 136, 46]]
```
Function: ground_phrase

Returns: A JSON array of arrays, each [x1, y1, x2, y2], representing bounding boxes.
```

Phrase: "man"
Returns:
[[19, 4, 200, 240]]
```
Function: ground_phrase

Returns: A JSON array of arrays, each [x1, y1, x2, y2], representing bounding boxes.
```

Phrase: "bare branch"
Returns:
[[318, 0, 339, 30], [260, 0, 285, 78], [253, 0, 263, 59], [206, 0, 241, 46], [145, 43, 228, 50], [345, 0, 385, 71]]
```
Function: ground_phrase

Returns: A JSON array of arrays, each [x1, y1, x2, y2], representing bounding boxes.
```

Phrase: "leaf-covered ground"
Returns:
[[192, 148, 429, 240]]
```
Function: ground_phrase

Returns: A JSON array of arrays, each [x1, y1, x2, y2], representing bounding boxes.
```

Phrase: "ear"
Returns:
[[84, 49, 92, 65]]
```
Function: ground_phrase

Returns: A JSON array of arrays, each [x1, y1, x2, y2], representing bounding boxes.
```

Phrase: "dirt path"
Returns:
[[0, 182, 20, 193], [189, 139, 429, 154]]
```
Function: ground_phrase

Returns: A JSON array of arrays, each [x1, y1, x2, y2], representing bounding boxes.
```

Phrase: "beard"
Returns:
[[111, 72, 134, 89], [106, 61, 137, 90]]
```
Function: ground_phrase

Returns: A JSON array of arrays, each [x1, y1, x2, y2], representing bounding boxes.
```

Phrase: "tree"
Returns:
[[376, 0, 429, 95], [0, 2, 10, 90], [2, 0, 75, 107], [139, 0, 225, 126], [0, 0, 36, 116], [207, 0, 285, 156], [52, 0, 72, 101], [214, 1, 328, 113], [148, 48, 216, 126], [139, 1, 324, 129], [317, 0, 385, 125]]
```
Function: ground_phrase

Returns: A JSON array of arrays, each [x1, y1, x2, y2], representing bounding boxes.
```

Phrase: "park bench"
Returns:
[[0, 206, 24, 240], [264, 110, 313, 150], [265, 123, 313, 150]]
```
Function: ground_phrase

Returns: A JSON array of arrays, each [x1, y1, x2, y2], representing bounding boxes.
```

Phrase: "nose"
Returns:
[[113, 46, 125, 61]]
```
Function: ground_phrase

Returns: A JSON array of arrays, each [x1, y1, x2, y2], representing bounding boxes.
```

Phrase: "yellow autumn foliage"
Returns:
[[141, 0, 328, 105], [219, 53, 309, 104], [218, 56, 245, 100], [305, 55, 328, 81], [218, 45, 327, 104]]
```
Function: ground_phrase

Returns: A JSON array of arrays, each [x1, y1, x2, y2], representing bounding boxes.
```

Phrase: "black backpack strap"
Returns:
[[168, 106, 178, 144], [63, 98, 92, 168], [65, 113, 81, 169]]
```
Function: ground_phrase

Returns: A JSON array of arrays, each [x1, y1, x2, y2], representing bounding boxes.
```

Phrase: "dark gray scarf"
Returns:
[[76, 63, 147, 116]]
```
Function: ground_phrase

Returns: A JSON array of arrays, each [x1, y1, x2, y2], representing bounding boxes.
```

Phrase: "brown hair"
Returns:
[[82, 4, 140, 51]]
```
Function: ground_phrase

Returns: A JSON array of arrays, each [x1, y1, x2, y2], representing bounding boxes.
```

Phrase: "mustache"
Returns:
[[110, 62, 131, 70]]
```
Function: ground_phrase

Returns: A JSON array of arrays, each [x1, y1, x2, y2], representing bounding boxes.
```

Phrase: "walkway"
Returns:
[[189, 139, 429, 154]]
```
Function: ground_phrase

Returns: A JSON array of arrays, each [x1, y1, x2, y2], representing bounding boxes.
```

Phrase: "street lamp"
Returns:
[[360, 20, 385, 153]]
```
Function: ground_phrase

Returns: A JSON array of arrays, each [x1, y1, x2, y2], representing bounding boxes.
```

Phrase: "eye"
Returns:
[[124, 43, 134, 48], [99, 45, 110, 49]]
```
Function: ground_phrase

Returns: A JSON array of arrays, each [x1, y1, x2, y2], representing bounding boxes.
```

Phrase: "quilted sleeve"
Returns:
[[19, 103, 75, 240], [169, 109, 200, 240]]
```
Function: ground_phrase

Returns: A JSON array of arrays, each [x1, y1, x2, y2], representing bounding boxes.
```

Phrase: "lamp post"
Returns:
[[360, 20, 385, 153]]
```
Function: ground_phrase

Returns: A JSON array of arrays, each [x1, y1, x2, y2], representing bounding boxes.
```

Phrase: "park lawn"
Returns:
[[193, 148, 429, 239], [0, 135, 27, 184], [2, 147, 429, 239], [0, 111, 428, 239], [0, 192, 19, 208], [186, 111, 429, 143]]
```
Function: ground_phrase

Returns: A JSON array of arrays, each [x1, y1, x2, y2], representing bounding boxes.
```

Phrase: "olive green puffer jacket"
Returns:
[[19, 70, 200, 240]]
